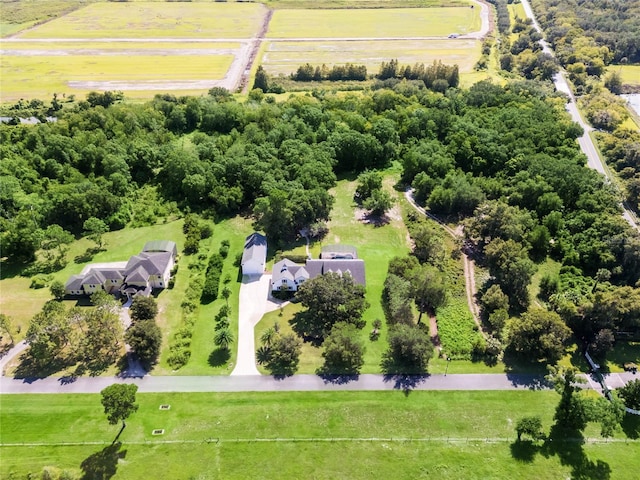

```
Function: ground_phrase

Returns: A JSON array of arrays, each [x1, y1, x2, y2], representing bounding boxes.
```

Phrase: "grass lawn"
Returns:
[[2, 390, 639, 479], [255, 171, 411, 374], [261, 39, 482, 77], [15, 2, 267, 39], [529, 257, 561, 302], [267, 7, 481, 38]]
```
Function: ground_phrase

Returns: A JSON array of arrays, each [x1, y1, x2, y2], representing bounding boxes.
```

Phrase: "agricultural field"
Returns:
[[267, 7, 481, 38], [0, 0, 489, 101], [2, 391, 639, 479], [261, 39, 481, 77], [12, 2, 267, 39]]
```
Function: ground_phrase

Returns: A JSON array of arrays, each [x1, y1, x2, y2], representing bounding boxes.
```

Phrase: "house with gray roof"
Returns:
[[271, 247, 366, 292], [64, 240, 176, 297], [241, 232, 267, 276]]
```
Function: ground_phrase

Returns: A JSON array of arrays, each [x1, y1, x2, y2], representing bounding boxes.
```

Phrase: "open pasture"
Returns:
[[2, 391, 639, 479], [262, 38, 481, 76], [267, 6, 481, 38], [14, 2, 268, 40], [609, 65, 640, 86]]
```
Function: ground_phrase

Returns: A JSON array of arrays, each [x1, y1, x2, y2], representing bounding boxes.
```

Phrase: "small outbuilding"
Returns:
[[241, 232, 267, 276]]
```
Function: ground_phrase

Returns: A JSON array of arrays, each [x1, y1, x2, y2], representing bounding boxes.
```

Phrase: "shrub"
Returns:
[[167, 347, 191, 369], [30, 274, 52, 289]]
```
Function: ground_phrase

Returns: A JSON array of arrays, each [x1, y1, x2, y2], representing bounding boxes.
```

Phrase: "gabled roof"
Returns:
[[272, 259, 308, 285], [143, 240, 177, 256], [242, 232, 267, 265], [125, 251, 172, 276], [126, 265, 150, 283], [82, 269, 106, 286], [305, 259, 366, 286], [65, 274, 84, 290], [99, 269, 124, 280]]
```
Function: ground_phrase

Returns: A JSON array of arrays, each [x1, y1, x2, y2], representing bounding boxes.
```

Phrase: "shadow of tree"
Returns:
[[509, 440, 539, 463], [13, 352, 75, 379], [80, 442, 127, 480], [511, 424, 612, 480], [382, 372, 429, 394], [621, 413, 640, 439], [208, 347, 231, 367]]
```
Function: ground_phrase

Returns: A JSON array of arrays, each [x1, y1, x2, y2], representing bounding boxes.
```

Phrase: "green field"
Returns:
[[2, 391, 639, 479], [262, 38, 481, 77], [14, 2, 267, 39], [0, 52, 234, 101], [268, 7, 480, 38], [607, 65, 640, 86]]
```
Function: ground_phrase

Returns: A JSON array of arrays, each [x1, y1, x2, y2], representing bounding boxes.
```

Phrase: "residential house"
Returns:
[[241, 232, 267, 276], [64, 240, 177, 297]]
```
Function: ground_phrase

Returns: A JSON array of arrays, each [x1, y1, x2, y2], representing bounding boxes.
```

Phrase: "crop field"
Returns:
[[2, 391, 639, 479], [262, 38, 481, 77], [267, 7, 481, 38], [0, 0, 489, 101], [0, 52, 236, 100], [609, 65, 640, 86], [13, 2, 267, 40]]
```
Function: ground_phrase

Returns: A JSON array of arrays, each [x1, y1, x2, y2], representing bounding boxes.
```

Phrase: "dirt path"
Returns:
[[238, 7, 273, 92], [428, 314, 441, 354], [404, 189, 485, 337]]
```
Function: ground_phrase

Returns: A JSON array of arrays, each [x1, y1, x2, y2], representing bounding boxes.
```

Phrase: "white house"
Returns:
[[241, 232, 267, 276]]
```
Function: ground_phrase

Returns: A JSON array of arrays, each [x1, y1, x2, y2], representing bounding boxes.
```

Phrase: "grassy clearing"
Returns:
[[2, 391, 639, 479], [16, 2, 267, 39], [267, 7, 480, 38], [0, 0, 93, 38], [262, 39, 481, 77], [2, 41, 242, 51], [607, 65, 640, 86], [436, 300, 482, 359], [529, 257, 561, 301], [255, 172, 410, 374]]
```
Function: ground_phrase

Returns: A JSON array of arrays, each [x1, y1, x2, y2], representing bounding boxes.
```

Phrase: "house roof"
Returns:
[[125, 252, 172, 277], [305, 259, 366, 285], [143, 240, 177, 256], [98, 269, 124, 280], [125, 265, 150, 284], [82, 269, 106, 286], [242, 232, 267, 266], [65, 274, 84, 290], [272, 259, 308, 284], [320, 244, 358, 259]]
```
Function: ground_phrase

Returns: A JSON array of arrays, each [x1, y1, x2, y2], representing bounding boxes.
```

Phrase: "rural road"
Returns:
[[1, 371, 636, 394], [520, 0, 640, 233]]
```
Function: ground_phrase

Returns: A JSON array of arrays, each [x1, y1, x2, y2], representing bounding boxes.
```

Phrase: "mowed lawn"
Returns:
[[267, 6, 481, 38], [15, 2, 267, 39], [2, 391, 639, 479], [261, 38, 481, 77]]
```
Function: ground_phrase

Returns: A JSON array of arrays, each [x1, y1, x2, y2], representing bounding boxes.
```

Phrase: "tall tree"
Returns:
[[100, 383, 139, 436], [409, 265, 447, 323], [618, 379, 640, 410], [507, 309, 571, 364], [83, 217, 108, 249], [485, 238, 536, 310], [129, 296, 158, 322], [320, 322, 366, 374], [382, 324, 433, 374], [125, 320, 162, 369], [293, 272, 369, 340]]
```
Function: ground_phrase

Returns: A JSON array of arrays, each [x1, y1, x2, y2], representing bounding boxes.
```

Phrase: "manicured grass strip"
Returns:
[[2, 391, 639, 479], [16, 2, 267, 39], [267, 7, 481, 38]]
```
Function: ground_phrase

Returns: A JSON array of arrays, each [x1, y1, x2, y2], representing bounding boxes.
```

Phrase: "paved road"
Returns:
[[520, 0, 640, 233], [2, 372, 637, 395]]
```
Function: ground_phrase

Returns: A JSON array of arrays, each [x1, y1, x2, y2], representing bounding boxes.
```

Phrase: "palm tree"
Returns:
[[214, 327, 234, 351], [260, 326, 277, 347]]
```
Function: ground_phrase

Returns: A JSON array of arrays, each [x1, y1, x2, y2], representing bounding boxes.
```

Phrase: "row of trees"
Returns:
[[291, 63, 367, 82]]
